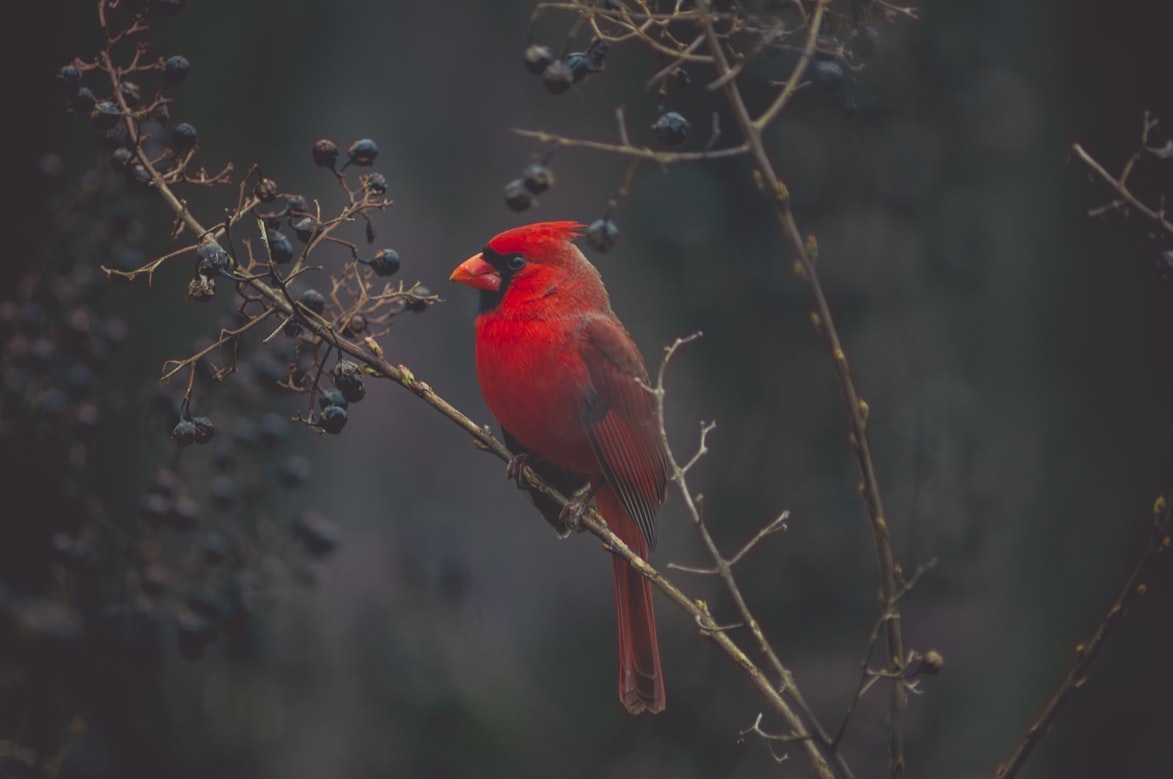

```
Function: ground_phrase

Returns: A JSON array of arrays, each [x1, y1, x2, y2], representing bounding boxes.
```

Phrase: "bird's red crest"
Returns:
[[485, 221, 585, 257]]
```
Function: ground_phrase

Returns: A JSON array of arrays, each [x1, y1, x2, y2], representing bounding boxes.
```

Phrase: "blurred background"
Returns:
[[6, 1, 1173, 778]]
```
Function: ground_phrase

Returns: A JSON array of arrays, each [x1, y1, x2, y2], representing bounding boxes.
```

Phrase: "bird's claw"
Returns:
[[558, 495, 589, 535], [505, 453, 529, 487]]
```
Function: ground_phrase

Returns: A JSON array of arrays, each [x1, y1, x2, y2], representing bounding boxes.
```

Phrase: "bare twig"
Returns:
[[996, 494, 1173, 779], [1072, 136, 1173, 236]]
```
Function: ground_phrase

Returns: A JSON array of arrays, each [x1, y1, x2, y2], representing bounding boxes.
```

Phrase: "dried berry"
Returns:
[[347, 138, 379, 167], [366, 172, 388, 194], [163, 55, 191, 87], [253, 177, 279, 202], [313, 138, 339, 169], [586, 218, 619, 253], [522, 162, 554, 194], [407, 287, 431, 313], [565, 52, 592, 83], [58, 64, 82, 89], [504, 178, 533, 212], [652, 111, 689, 147], [330, 360, 365, 402], [195, 242, 230, 277]]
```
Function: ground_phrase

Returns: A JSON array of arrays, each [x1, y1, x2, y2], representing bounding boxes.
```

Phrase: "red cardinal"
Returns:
[[450, 221, 669, 714]]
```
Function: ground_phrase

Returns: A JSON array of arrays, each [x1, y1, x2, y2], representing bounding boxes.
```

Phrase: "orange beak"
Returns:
[[449, 253, 501, 292]]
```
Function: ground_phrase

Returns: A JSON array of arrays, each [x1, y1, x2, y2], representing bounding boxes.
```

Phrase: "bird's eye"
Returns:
[[506, 255, 526, 272]]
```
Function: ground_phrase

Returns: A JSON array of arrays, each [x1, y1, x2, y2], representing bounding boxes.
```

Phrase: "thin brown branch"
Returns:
[[1072, 140, 1173, 236], [697, 2, 908, 776], [512, 128, 750, 162], [651, 334, 846, 779], [995, 493, 1173, 779]]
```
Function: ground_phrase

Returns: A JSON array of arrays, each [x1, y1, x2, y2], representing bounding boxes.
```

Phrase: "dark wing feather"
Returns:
[[502, 427, 590, 534], [579, 316, 670, 551]]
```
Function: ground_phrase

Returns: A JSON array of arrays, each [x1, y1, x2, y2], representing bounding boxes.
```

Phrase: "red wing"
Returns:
[[579, 315, 670, 550]]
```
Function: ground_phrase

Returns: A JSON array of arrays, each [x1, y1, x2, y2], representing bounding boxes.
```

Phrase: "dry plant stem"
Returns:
[[653, 336, 847, 779], [697, 2, 908, 776], [513, 128, 749, 162], [1071, 141, 1173, 235], [995, 495, 1173, 779], [105, 55, 842, 779]]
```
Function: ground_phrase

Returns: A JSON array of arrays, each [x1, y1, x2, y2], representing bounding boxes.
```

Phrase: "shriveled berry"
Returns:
[[266, 230, 294, 264], [541, 60, 574, 94], [673, 67, 692, 89], [253, 177, 278, 202], [287, 194, 309, 213], [524, 43, 554, 74], [191, 415, 215, 444], [163, 55, 191, 87], [586, 218, 619, 253], [91, 101, 121, 130], [195, 242, 230, 276], [813, 59, 846, 91], [652, 111, 690, 147], [522, 162, 554, 194], [291, 216, 317, 242], [318, 390, 348, 410], [318, 404, 348, 434], [291, 509, 340, 556], [347, 138, 379, 167], [152, 103, 171, 123], [504, 178, 533, 211], [313, 138, 339, 169], [126, 163, 153, 188], [343, 313, 367, 335], [172, 418, 198, 446], [299, 288, 326, 314], [187, 275, 215, 302], [171, 122, 199, 152], [330, 360, 365, 402], [363, 248, 400, 277], [283, 319, 304, 338], [366, 172, 388, 194]]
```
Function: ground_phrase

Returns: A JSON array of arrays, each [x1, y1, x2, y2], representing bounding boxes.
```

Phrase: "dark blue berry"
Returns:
[[172, 418, 198, 446], [363, 248, 400, 277], [318, 390, 348, 410], [171, 122, 199, 152], [366, 172, 388, 194], [299, 288, 326, 314], [70, 87, 96, 112], [163, 55, 191, 87], [586, 218, 619, 253], [276, 455, 312, 486], [504, 178, 533, 211], [291, 216, 317, 242], [291, 509, 340, 555], [58, 64, 81, 89], [191, 415, 215, 444], [522, 163, 554, 194], [203, 532, 230, 564], [407, 287, 432, 313], [318, 404, 348, 434], [813, 59, 846, 91], [542, 60, 574, 94], [266, 230, 294, 264], [346, 138, 379, 167], [524, 44, 554, 74]]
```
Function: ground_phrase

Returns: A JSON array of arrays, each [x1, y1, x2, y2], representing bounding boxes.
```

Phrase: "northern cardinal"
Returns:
[[450, 221, 669, 714]]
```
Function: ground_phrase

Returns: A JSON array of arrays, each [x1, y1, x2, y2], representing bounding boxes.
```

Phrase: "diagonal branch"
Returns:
[[995, 493, 1173, 779]]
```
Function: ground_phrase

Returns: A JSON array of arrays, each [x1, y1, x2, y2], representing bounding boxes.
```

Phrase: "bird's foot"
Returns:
[[505, 453, 529, 487], [557, 483, 602, 535]]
